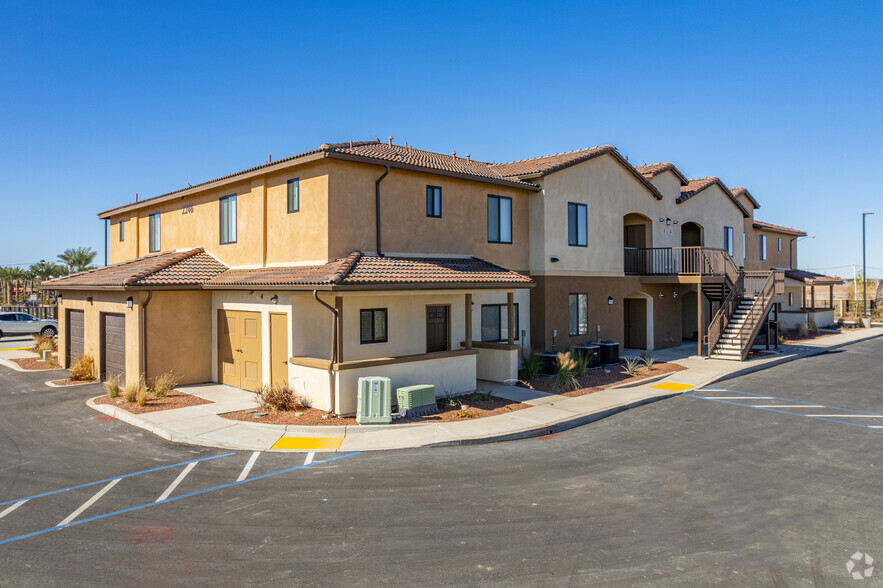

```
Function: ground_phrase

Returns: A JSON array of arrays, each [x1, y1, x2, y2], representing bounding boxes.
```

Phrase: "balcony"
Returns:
[[624, 246, 737, 279]]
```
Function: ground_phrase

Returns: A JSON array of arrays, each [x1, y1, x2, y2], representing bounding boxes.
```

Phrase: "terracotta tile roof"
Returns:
[[635, 162, 688, 185], [753, 220, 807, 236], [730, 187, 761, 209], [678, 177, 750, 217], [784, 269, 843, 285], [205, 252, 532, 289], [42, 249, 227, 288], [491, 145, 663, 199]]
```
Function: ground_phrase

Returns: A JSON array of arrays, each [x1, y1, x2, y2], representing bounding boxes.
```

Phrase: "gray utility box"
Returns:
[[357, 376, 392, 425]]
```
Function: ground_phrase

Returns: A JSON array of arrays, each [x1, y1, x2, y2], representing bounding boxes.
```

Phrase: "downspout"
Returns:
[[140, 290, 153, 381], [313, 290, 338, 414], [104, 220, 108, 267], [375, 165, 390, 256]]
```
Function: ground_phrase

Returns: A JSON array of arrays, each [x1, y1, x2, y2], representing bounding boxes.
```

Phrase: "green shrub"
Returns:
[[520, 353, 543, 380], [69, 354, 94, 381], [622, 356, 641, 375], [640, 352, 655, 371], [475, 387, 495, 401], [572, 349, 589, 378], [103, 374, 121, 399], [555, 352, 579, 392]]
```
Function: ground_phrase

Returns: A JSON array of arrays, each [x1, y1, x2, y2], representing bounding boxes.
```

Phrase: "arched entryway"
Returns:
[[681, 222, 703, 247], [623, 213, 652, 249], [624, 292, 654, 350]]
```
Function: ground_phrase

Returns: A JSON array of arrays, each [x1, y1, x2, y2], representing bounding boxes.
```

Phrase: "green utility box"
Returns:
[[397, 384, 438, 417], [356, 376, 392, 425]]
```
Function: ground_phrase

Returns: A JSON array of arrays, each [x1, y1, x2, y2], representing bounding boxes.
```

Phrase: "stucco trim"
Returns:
[[289, 348, 479, 371]]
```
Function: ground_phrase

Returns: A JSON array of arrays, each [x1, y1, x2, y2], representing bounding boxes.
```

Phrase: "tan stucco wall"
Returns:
[[264, 161, 331, 265], [145, 290, 212, 385], [648, 171, 683, 201], [676, 184, 747, 267], [56, 290, 143, 386], [326, 160, 531, 271], [745, 227, 795, 270]]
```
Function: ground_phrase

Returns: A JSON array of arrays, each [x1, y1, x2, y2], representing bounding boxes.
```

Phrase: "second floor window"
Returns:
[[759, 235, 767, 261], [287, 178, 299, 213], [487, 195, 512, 244], [119, 220, 125, 242], [480, 303, 520, 343], [724, 226, 734, 256], [569, 293, 588, 336], [568, 202, 587, 247], [426, 185, 442, 218], [360, 309, 388, 344], [220, 194, 237, 244], [149, 213, 160, 253], [777, 237, 782, 252]]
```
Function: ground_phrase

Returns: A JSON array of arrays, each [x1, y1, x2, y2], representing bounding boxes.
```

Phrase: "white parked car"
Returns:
[[0, 312, 58, 338]]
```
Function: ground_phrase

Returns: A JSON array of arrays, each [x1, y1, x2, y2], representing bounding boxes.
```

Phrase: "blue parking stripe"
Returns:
[[683, 394, 883, 431], [700, 387, 883, 416], [0, 452, 360, 547], [0, 452, 236, 508]]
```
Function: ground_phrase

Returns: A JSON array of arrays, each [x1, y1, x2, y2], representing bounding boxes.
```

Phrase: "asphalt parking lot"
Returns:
[[0, 338, 880, 586]]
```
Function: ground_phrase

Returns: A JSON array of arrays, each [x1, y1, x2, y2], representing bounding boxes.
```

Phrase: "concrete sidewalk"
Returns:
[[82, 326, 882, 452]]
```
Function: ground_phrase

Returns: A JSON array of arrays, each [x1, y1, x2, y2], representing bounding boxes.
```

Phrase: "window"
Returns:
[[724, 226, 734, 257], [219, 194, 237, 244], [360, 309, 388, 343], [777, 237, 782, 252], [119, 220, 125, 242], [480, 303, 519, 342], [569, 293, 588, 336], [426, 185, 442, 218], [788, 292, 794, 306], [149, 213, 161, 253], [487, 195, 512, 244], [759, 235, 767, 261], [287, 178, 299, 213], [567, 202, 587, 247], [743, 233, 746, 257]]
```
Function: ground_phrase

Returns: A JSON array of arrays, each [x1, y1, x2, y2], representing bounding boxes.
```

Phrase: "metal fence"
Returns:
[[0, 305, 58, 320]]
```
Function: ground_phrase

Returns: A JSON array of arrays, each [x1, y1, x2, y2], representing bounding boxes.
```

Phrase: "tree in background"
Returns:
[[57, 247, 98, 274]]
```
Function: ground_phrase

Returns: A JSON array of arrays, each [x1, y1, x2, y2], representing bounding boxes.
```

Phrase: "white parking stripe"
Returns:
[[156, 462, 198, 503], [236, 452, 261, 482], [804, 414, 883, 418], [304, 452, 315, 465], [59, 479, 120, 526], [0, 500, 27, 520], [706, 396, 774, 400], [752, 405, 824, 408]]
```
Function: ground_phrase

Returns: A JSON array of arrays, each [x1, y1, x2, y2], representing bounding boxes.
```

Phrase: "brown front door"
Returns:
[[426, 305, 449, 353], [218, 310, 263, 390], [624, 299, 647, 349], [624, 224, 646, 249], [269, 313, 288, 387]]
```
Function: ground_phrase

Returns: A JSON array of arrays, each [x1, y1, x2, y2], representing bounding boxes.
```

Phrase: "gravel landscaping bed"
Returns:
[[524, 361, 686, 397], [10, 357, 62, 370], [50, 378, 98, 386], [220, 392, 529, 426], [94, 390, 213, 414]]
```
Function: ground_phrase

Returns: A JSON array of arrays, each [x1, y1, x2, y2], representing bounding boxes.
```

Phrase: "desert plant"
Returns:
[[475, 387, 495, 401], [32, 333, 57, 354], [69, 354, 94, 381], [440, 387, 460, 407], [519, 352, 543, 380], [103, 374, 121, 399], [797, 322, 809, 337], [640, 352, 656, 371], [150, 371, 179, 399], [572, 349, 589, 378], [136, 387, 148, 406], [555, 352, 579, 392], [622, 356, 641, 375], [122, 376, 145, 403], [807, 318, 820, 336], [255, 382, 302, 411]]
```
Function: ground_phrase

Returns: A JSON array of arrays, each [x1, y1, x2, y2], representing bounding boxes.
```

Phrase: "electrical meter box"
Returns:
[[356, 376, 392, 425]]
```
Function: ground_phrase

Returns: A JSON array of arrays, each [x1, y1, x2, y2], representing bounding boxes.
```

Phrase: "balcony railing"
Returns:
[[624, 246, 736, 277]]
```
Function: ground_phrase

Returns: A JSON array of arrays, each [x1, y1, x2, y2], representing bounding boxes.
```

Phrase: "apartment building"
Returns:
[[45, 139, 807, 412]]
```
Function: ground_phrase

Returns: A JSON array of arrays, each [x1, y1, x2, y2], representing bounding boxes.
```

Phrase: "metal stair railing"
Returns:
[[733, 270, 783, 360], [706, 272, 744, 357]]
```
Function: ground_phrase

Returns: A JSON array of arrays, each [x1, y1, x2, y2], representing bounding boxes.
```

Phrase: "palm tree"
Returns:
[[57, 247, 98, 274], [0, 267, 13, 306]]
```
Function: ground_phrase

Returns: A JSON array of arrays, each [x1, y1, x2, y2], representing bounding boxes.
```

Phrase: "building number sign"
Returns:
[[182, 203, 194, 215]]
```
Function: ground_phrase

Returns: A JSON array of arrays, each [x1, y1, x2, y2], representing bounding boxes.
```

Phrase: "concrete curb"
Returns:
[[0, 358, 66, 373]]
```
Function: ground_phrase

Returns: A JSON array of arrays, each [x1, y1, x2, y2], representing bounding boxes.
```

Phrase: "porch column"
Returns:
[[507, 292, 515, 346], [802, 286, 807, 310], [810, 285, 815, 311], [465, 293, 472, 349], [829, 285, 834, 310], [697, 281, 703, 357], [335, 296, 344, 363]]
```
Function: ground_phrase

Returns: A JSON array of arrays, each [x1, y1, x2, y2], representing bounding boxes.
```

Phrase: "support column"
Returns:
[[465, 293, 472, 349], [810, 285, 815, 311], [829, 285, 834, 311], [507, 292, 515, 346], [334, 296, 344, 363], [697, 281, 703, 357]]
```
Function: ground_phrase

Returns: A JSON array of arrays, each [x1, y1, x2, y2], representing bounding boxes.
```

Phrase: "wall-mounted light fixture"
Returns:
[[471, 301, 475, 311], [248, 290, 255, 296], [658, 292, 664, 298], [673, 291, 678, 299], [550, 257, 559, 263], [126, 296, 134, 309], [56, 293, 63, 304], [607, 296, 614, 305], [86, 296, 93, 305], [659, 218, 665, 222], [673, 220, 678, 225], [665, 218, 672, 226], [270, 295, 278, 305]]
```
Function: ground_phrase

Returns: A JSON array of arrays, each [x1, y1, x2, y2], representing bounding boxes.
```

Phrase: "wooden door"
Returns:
[[426, 305, 449, 353], [218, 310, 238, 386], [624, 299, 647, 349], [218, 310, 263, 390], [269, 313, 288, 386], [624, 225, 646, 249]]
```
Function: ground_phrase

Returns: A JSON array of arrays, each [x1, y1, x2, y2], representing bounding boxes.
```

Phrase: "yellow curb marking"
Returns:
[[0, 347, 32, 352], [649, 382, 694, 392], [272, 436, 343, 451]]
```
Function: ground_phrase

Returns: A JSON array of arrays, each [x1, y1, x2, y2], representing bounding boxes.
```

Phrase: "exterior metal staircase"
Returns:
[[707, 269, 784, 361]]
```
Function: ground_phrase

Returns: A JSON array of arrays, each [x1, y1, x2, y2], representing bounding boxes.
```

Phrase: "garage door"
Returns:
[[102, 313, 126, 382], [67, 309, 84, 365]]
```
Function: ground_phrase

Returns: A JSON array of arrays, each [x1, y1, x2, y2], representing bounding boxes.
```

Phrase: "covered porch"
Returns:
[[778, 269, 844, 330]]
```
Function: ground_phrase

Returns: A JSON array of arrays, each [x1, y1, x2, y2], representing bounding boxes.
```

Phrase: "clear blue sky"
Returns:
[[2, 1, 881, 278]]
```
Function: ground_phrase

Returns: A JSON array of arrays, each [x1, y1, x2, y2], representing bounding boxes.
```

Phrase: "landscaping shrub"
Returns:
[[807, 318, 820, 336], [150, 371, 179, 399], [136, 386, 148, 407], [622, 356, 641, 375], [797, 323, 809, 337], [475, 387, 495, 401], [555, 352, 579, 392], [123, 377, 144, 403], [255, 382, 300, 411], [69, 354, 94, 381], [439, 388, 460, 408], [103, 374, 121, 399], [32, 334, 57, 354], [519, 352, 543, 380], [640, 352, 656, 371], [572, 349, 589, 378]]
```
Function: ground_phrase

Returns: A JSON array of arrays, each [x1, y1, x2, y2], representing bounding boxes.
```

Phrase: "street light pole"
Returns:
[[863, 212, 874, 319]]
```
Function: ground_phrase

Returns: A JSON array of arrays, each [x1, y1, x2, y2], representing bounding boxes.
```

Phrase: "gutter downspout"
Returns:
[[313, 290, 338, 414], [375, 165, 390, 256], [140, 290, 153, 381]]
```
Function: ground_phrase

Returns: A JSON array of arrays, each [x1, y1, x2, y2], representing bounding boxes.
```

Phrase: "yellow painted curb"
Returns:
[[0, 347, 32, 351], [649, 382, 694, 392], [272, 436, 343, 450]]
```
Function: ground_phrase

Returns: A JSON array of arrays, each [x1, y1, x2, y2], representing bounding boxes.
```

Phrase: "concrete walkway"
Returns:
[[78, 326, 882, 452]]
